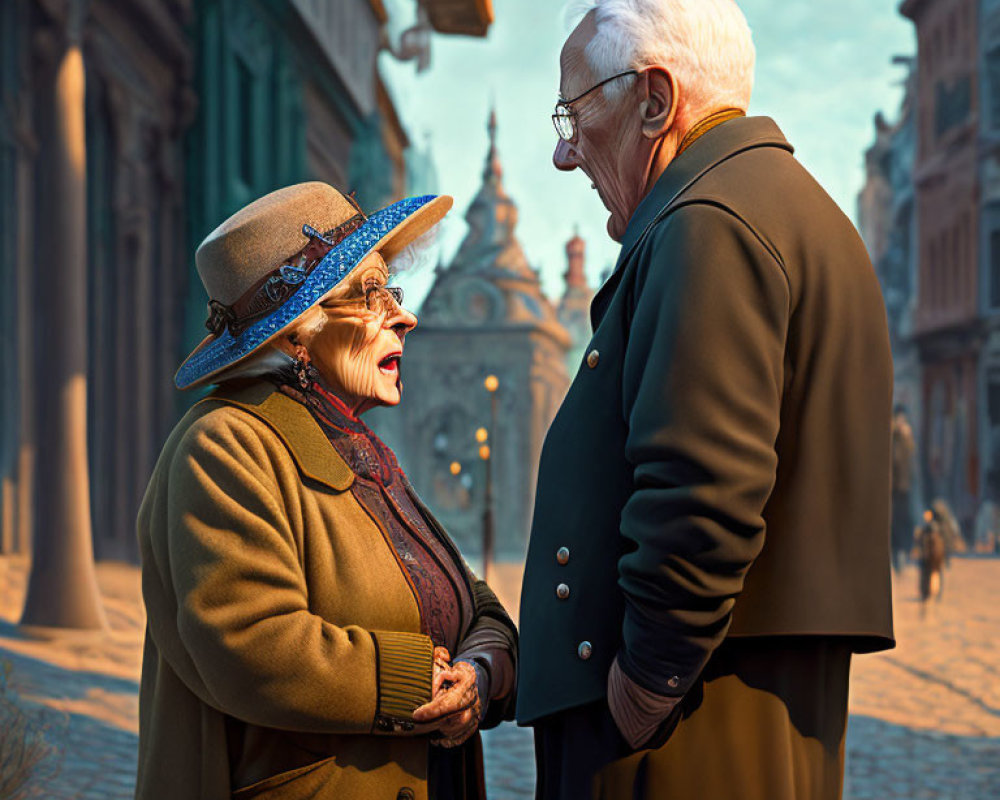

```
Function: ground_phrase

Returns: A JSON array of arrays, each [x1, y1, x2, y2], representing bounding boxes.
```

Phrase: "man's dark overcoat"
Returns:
[[517, 116, 895, 798]]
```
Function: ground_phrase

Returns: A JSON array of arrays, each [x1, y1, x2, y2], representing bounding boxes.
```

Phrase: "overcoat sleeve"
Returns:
[[454, 578, 518, 729], [149, 408, 433, 734], [616, 202, 790, 697]]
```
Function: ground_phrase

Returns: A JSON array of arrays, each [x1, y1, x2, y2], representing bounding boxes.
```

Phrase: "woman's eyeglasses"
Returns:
[[320, 283, 404, 316], [365, 284, 404, 314]]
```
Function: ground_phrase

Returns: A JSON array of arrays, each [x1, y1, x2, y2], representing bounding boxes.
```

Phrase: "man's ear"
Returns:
[[640, 67, 677, 139]]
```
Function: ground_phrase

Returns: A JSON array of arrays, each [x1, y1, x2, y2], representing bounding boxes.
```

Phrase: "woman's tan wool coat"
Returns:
[[137, 381, 462, 799]]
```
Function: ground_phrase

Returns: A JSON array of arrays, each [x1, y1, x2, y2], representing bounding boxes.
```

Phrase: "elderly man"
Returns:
[[517, 2, 895, 798]]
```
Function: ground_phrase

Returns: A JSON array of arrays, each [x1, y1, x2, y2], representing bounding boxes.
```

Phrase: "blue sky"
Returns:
[[381, 0, 916, 305]]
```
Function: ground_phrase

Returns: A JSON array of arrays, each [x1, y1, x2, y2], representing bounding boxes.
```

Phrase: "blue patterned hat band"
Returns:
[[175, 193, 447, 390]]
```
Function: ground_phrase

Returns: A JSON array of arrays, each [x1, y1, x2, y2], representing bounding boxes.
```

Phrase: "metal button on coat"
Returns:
[[667, 676, 680, 689], [556, 546, 570, 565], [397, 789, 415, 800], [578, 641, 593, 660], [556, 583, 570, 600], [586, 349, 600, 368]]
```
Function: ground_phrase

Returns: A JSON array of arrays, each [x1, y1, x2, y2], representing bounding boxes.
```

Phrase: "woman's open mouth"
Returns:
[[378, 353, 401, 374]]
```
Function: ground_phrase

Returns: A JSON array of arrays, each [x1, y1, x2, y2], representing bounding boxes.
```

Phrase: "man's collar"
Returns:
[[588, 116, 793, 331], [617, 116, 794, 259]]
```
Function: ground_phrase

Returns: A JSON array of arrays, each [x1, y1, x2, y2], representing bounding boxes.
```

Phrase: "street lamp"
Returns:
[[481, 374, 499, 582]]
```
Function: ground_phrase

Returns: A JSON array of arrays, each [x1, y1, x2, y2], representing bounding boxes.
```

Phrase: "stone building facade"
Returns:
[[370, 111, 572, 558], [902, 0, 983, 526], [0, 0, 491, 566], [0, 0, 198, 565], [860, 0, 1000, 527], [978, 0, 1000, 496], [859, 56, 922, 504]]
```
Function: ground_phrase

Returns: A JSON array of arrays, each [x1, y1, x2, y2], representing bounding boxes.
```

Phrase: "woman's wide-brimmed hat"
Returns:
[[175, 182, 452, 390]]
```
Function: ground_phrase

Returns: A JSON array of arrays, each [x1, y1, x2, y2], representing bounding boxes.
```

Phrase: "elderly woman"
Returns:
[[136, 183, 517, 800]]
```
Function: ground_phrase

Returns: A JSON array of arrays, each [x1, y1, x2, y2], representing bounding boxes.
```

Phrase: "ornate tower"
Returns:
[[557, 228, 595, 372], [372, 108, 571, 559]]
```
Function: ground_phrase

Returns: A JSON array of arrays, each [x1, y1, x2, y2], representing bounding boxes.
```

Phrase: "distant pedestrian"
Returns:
[[915, 510, 946, 613], [930, 498, 964, 564], [973, 499, 1000, 554], [891, 405, 917, 571]]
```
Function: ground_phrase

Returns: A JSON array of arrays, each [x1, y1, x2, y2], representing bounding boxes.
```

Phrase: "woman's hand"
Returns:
[[432, 646, 452, 684], [413, 658, 481, 748]]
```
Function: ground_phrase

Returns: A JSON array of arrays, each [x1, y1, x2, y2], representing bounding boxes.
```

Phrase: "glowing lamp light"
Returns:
[[475, 427, 489, 443], [479, 444, 491, 461], [484, 375, 499, 393], [450, 461, 462, 476]]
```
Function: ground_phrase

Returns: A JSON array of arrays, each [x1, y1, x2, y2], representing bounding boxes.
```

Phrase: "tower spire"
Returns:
[[484, 102, 502, 181]]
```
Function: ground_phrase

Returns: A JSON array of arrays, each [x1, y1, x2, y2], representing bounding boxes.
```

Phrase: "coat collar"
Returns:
[[200, 379, 356, 492], [590, 116, 794, 329]]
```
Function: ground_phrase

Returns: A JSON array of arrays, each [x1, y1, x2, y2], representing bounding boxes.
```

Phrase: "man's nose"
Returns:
[[553, 138, 578, 172]]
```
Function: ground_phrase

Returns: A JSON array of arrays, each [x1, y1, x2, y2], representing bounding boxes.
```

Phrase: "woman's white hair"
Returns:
[[569, 0, 755, 114], [213, 305, 328, 383], [217, 345, 294, 383]]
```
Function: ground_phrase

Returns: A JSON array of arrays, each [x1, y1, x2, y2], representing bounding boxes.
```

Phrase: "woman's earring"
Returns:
[[293, 345, 313, 391]]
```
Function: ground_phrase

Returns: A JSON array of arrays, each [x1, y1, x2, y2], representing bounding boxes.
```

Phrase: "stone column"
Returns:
[[14, 14, 37, 558], [20, 0, 106, 630]]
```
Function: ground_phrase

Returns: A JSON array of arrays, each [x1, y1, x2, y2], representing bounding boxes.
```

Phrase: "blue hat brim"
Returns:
[[175, 194, 444, 390]]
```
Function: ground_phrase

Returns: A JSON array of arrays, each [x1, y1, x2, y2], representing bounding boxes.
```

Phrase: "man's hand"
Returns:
[[413, 658, 481, 748], [607, 657, 681, 749]]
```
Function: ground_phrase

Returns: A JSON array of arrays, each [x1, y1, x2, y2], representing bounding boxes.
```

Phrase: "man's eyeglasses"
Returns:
[[552, 69, 638, 143]]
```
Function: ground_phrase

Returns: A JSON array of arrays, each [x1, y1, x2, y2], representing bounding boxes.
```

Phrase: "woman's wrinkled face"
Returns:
[[307, 250, 417, 415]]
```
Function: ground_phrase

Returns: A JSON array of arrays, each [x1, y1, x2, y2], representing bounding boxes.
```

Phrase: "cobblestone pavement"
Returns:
[[0, 557, 142, 800], [842, 557, 1000, 800], [1, 556, 998, 798]]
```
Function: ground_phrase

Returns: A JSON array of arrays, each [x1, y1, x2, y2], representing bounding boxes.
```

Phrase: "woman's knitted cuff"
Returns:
[[370, 630, 434, 731], [455, 658, 490, 722]]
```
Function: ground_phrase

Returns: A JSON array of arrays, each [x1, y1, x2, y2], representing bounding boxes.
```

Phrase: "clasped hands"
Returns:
[[411, 646, 481, 748]]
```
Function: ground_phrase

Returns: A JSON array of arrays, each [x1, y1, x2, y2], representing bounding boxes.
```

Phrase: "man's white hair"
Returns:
[[569, 0, 755, 113]]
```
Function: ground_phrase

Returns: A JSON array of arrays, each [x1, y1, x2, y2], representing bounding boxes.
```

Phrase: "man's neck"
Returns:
[[642, 128, 682, 198], [642, 107, 747, 196]]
